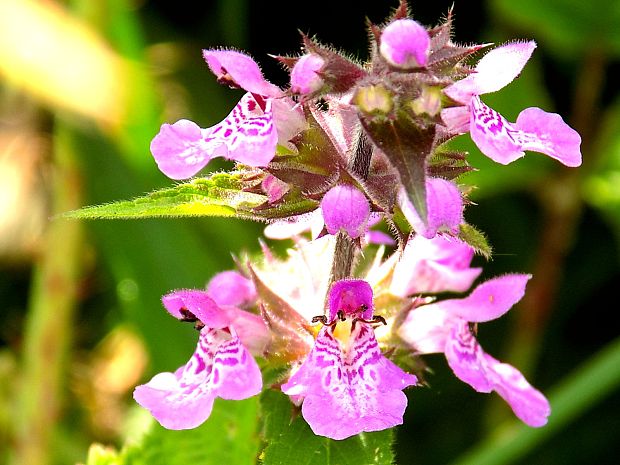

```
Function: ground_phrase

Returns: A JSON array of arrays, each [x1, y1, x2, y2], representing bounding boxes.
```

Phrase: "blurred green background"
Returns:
[[1, 0, 619, 464]]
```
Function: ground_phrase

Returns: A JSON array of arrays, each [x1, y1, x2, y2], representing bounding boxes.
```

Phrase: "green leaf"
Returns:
[[361, 112, 435, 224], [61, 172, 268, 220], [458, 223, 493, 259], [260, 390, 395, 465], [82, 398, 261, 465], [120, 398, 260, 465]]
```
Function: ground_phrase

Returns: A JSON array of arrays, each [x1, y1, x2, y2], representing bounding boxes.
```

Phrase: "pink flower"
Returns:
[[442, 41, 581, 167], [398, 177, 463, 239], [398, 274, 551, 427], [290, 54, 326, 95], [380, 19, 430, 69], [133, 285, 269, 429], [151, 50, 305, 179], [390, 235, 482, 296], [281, 280, 416, 440]]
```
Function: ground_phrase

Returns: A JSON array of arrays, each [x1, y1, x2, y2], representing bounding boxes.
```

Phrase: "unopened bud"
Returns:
[[411, 86, 442, 116], [380, 19, 430, 69], [353, 85, 393, 115], [321, 185, 370, 239], [290, 54, 325, 95]]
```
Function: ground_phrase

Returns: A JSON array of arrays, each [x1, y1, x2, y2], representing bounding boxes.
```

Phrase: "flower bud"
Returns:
[[353, 84, 393, 115], [380, 19, 430, 69], [320, 185, 370, 239], [411, 86, 442, 116], [290, 54, 325, 95]]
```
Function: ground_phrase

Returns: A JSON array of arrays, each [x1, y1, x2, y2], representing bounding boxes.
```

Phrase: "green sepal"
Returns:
[[459, 222, 493, 259], [360, 110, 435, 225]]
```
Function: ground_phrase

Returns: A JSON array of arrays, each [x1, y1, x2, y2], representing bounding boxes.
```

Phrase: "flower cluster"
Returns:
[[134, 1, 580, 441]]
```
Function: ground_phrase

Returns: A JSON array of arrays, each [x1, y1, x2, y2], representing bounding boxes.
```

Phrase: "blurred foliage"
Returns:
[[1, 0, 619, 464]]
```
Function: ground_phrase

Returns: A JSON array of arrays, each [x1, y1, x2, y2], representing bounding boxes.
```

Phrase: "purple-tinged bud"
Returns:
[[320, 185, 370, 239], [290, 54, 325, 95], [380, 19, 430, 69], [353, 84, 393, 115]]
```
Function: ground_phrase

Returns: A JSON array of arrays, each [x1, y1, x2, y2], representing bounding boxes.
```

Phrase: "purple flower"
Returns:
[[290, 54, 326, 95], [442, 41, 582, 167], [398, 177, 463, 239], [398, 274, 551, 427], [380, 19, 430, 69], [281, 280, 417, 440], [133, 289, 267, 429], [390, 235, 482, 297], [206, 270, 256, 307], [150, 50, 305, 179], [321, 185, 370, 239]]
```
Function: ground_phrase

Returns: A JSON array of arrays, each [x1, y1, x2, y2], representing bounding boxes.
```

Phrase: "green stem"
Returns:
[[10, 124, 84, 465]]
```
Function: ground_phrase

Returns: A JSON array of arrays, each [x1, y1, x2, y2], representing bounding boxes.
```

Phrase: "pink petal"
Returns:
[[271, 98, 307, 151], [261, 174, 289, 203], [445, 41, 536, 103], [366, 230, 396, 246], [399, 177, 463, 239], [217, 93, 278, 167], [202, 49, 282, 98], [445, 322, 550, 427], [390, 235, 482, 296], [380, 19, 430, 69], [150, 119, 219, 180], [469, 97, 526, 164], [134, 328, 262, 429], [320, 185, 370, 239], [470, 97, 582, 167], [212, 328, 263, 400], [398, 304, 454, 354], [514, 107, 582, 167], [206, 271, 256, 307], [327, 279, 374, 322], [220, 306, 270, 355], [290, 54, 325, 95], [440, 106, 470, 134], [444, 320, 494, 392], [437, 274, 531, 322], [485, 354, 551, 427], [162, 290, 230, 329], [282, 324, 416, 440]]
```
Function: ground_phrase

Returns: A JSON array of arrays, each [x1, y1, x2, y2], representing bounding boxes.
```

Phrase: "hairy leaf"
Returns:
[[61, 172, 268, 220]]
